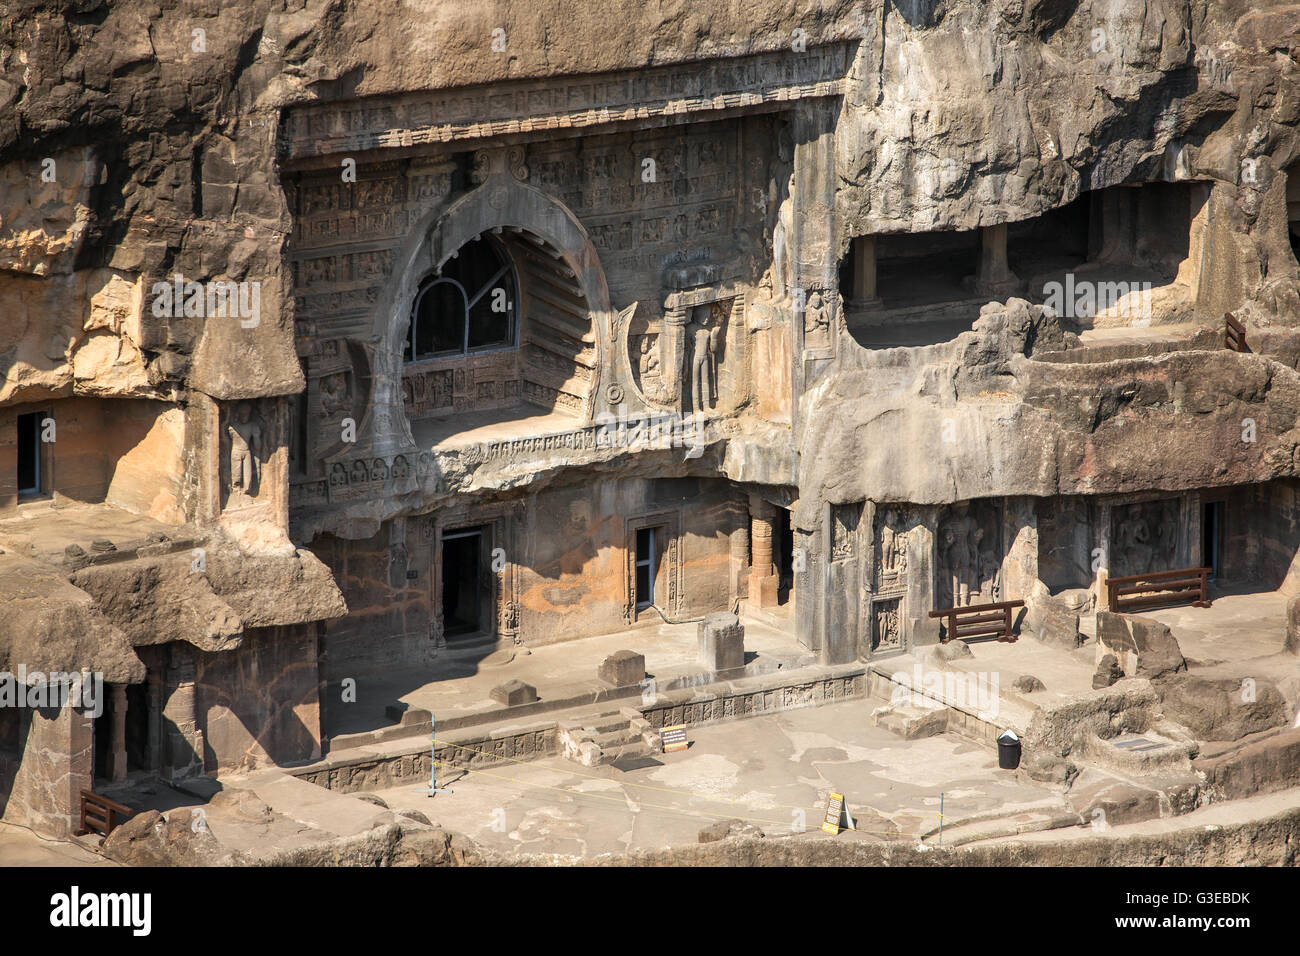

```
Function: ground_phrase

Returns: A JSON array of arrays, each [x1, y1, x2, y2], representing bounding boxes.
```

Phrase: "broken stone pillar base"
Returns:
[[699, 612, 745, 673], [598, 650, 645, 687], [490, 679, 538, 706], [750, 574, 779, 608]]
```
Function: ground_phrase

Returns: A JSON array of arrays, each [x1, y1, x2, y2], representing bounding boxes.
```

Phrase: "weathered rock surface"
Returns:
[[698, 818, 766, 843], [1095, 612, 1187, 679], [1154, 673, 1289, 741]]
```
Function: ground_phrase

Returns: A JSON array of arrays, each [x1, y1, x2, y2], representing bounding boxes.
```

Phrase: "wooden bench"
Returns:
[[1106, 567, 1212, 613], [929, 600, 1025, 644], [1225, 311, 1248, 352], [75, 789, 134, 839]]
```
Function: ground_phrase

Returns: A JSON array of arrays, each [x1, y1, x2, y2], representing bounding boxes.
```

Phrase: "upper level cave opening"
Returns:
[[402, 225, 596, 451], [843, 182, 1205, 352], [405, 233, 518, 362]]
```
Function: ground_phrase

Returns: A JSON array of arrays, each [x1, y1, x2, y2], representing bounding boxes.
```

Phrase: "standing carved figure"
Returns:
[[688, 313, 722, 412], [228, 402, 262, 499], [1115, 504, 1154, 574], [771, 174, 795, 301]]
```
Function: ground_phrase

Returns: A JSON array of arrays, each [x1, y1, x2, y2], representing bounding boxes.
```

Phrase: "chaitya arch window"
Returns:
[[406, 234, 518, 362]]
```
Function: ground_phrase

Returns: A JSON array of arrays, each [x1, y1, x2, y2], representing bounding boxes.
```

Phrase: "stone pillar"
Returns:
[[1094, 502, 1113, 612], [698, 612, 745, 673], [1091, 187, 1138, 264], [661, 305, 689, 412], [731, 509, 751, 603], [749, 494, 779, 607], [851, 236, 882, 306], [163, 646, 205, 782], [974, 223, 1019, 297], [7, 701, 93, 839], [146, 667, 163, 774], [107, 683, 128, 784]]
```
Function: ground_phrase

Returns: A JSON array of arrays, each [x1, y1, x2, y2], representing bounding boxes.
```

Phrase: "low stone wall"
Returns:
[[293, 723, 557, 794], [640, 664, 866, 730], [296, 664, 866, 793]]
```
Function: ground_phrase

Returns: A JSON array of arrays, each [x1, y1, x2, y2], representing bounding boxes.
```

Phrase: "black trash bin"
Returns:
[[997, 730, 1021, 770]]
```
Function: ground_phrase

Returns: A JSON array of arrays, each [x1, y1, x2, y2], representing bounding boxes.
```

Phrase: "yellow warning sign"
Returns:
[[661, 724, 688, 753], [822, 791, 844, 834]]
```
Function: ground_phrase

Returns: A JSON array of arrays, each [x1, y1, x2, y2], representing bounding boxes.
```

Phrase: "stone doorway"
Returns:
[[93, 683, 152, 783], [776, 506, 794, 605], [441, 526, 492, 640]]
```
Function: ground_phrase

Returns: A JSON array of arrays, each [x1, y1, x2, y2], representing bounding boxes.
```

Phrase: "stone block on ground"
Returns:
[[1022, 753, 1077, 786], [1013, 674, 1046, 693], [598, 649, 645, 686], [932, 639, 973, 661], [490, 679, 538, 707], [1096, 611, 1185, 679], [698, 611, 745, 673], [1092, 653, 1124, 689], [1023, 582, 1083, 650], [871, 704, 947, 739]]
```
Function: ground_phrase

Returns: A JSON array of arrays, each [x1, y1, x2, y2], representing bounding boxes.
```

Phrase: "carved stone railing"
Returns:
[[478, 411, 711, 463], [290, 411, 717, 508]]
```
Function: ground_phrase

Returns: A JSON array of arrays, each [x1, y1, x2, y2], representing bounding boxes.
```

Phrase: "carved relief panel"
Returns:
[[871, 596, 904, 655], [873, 505, 919, 593], [802, 287, 839, 352], [935, 500, 1004, 609], [220, 399, 273, 513], [831, 502, 861, 562], [1109, 498, 1180, 577]]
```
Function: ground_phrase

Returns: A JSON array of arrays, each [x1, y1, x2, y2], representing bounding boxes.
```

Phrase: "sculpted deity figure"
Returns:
[[1115, 503, 1155, 574], [638, 336, 661, 382], [771, 174, 795, 301], [228, 402, 262, 499], [804, 290, 833, 345], [319, 372, 350, 418], [688, 313, 722, 413], [880, 508, 905, 575]]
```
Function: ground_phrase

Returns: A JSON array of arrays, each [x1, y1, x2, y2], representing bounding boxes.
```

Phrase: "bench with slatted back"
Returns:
[[928, 599, 1025, 644], [1106, 567, 1212, 613], [76, 789, 134, 839]]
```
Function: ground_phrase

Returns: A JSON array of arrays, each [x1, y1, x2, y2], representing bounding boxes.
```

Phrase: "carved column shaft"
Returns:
[[107, 683, 128, 783], [852, 236, 881, 304], [978, 223, 1012, 284], [749, 495, 777, 580], [661, 306, 688, 408], [163, 647, 205, 781], [731, 511, 751, 601]]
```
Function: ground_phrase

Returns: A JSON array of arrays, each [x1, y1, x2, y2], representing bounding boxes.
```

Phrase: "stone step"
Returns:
[[871, 703, 948, 740]]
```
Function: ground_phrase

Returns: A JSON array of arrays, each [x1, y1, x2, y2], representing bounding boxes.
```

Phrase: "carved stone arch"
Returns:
[[381, 172, 614, 431]]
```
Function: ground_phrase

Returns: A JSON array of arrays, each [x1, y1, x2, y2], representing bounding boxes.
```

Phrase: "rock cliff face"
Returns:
[[4, 2, 1297, 401]]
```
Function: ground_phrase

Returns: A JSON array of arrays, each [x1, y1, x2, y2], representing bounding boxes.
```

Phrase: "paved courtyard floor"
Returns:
[[371, 695, 1065, 858]]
